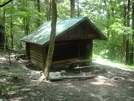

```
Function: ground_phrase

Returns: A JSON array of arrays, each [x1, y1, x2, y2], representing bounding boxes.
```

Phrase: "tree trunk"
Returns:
[[37, 0, 40, 26], [25, 17, 29, 35], [125, 0, 131, 64], [44, 0, 57, 80], [126, 38, 129, 64], [45, 0, 51, 21], [104, 0, 110, 37], [122, 1, 127, 63], [23, 1, 29, 35], [130, 0, 134, 64], [70, 0, 75, 17], [77, 0, 80, 17], [3, 9, 6, 52], [127, 0, 130, 27], [10, 2, 13, 49], [0, 0, 13, 7], [122, 35, 126, 62]]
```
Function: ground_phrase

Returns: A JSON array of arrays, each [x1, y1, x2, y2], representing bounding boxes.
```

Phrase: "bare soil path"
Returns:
[[0, 51, 134, 101]]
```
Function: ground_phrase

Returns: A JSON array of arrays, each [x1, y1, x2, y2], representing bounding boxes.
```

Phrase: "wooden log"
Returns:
[[49, 74, 96, 81]]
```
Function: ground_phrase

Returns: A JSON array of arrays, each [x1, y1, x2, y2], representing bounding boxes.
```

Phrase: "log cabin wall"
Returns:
[[29, 43, 44, 68], [26, 43, 30, 59]]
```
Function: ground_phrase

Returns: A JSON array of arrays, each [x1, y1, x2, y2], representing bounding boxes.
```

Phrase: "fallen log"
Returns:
[[49, 74, 96, 81]]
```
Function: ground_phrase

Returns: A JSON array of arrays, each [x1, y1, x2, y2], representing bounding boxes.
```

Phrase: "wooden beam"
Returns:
[[49, 74, 96, 81]]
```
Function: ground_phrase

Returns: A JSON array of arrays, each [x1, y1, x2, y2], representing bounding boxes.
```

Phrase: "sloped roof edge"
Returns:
[[21, 17, 107, 45], [85, 17, 107, 40]]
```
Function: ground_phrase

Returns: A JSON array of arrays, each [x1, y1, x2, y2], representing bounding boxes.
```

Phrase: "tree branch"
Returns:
[[0, 0, 13, 7]]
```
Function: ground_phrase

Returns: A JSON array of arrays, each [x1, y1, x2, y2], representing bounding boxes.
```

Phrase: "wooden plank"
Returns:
[[30, 55, 44, 62], [30, 47, 42, 51], [52, 58, 78, 64], [30, 47, 42, 53], [88, 34, 96, 38], [30, 45, 42, 51], [49, 74, 96, 81], [55, 41, 75, 46], [30, 50, 43, 56], [68, 59, 91, 63], [31, 58, 44, 69], [30, 48, 42, 53]]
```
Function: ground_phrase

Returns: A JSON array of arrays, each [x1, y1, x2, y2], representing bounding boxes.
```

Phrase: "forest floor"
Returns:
[[0, 50, 134, 101]]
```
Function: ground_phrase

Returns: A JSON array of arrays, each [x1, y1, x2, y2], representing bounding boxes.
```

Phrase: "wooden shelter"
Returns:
[[21, 17, 107, 68]]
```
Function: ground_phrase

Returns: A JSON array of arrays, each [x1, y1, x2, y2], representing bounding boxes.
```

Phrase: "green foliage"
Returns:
[[0, 70, 9, 78], [109, 18, 133, 35], [0, 0, 133, 63], [0, 84, 5, 94]]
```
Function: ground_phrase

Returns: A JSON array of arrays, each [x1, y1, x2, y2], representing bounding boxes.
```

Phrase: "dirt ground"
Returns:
[[0, 51, 134, 101]]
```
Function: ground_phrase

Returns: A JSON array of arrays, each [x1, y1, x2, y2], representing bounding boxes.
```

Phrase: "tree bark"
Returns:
[[10, 3, 13, 49], [24, 17, 29, 35], [122, 1, 127, 63], [44, 0, 57, 80], [70, 0, 75, 17], [127, 0, 130, 27], [77, 0, 80, 17], [0, 0, 13, 7], [37, 0, 40, 26], [45, 0, 51, 21], [125, 0, 131, 64], [23, 1, 29, 35], [2, 9, 6, 52], [130, 0, 134, 64], [104, 0, 110, 37]]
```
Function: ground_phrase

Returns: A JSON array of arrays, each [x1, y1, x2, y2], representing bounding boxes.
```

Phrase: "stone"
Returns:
[[49, 72, 61, 79], [20, 88, 31, 92]]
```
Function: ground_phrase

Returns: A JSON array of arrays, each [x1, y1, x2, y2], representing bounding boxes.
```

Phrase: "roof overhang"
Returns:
[[21, 17, 107, 45]]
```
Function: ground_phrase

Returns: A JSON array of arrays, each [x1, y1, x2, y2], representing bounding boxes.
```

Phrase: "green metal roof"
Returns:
[[21, 17, 106, 45]]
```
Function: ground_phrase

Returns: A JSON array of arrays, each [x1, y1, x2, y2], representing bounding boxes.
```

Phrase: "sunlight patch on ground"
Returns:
[[90, 76, 114, 86], [93, 57, 134, 71], [66, 82, 82, 92], [0, 57, 7, 63], [90, 80, 113, 86], [93, 57, 123, 68], [0, 57, 6, 60], [10, 96, 27, 101]]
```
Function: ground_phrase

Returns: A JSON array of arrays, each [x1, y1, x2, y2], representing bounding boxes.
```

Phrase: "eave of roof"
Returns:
[[21, 17, 107, 45]]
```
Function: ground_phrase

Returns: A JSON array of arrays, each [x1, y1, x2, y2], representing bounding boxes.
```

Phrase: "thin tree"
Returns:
[[2, 9, 6, 52], [0, 0, 13, 7], [70, 0, 75, 17], [23, 1, 29, 35], [122, 1, 127, 63], [130, 0, 134, 64], [10, 2, 14, 49], [37, 0, 41, 26], [125, 0, 130, 64], [76, 0, 80, 17], [45, 0, 51, 21], [43, 0, 57, 79]]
